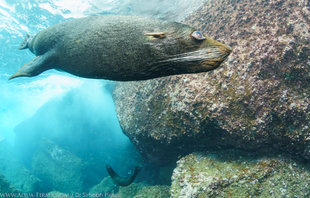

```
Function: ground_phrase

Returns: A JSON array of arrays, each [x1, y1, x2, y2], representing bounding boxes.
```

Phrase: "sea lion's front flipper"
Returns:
[[9, 52, 55, 80], [106, 164, 142, 186]]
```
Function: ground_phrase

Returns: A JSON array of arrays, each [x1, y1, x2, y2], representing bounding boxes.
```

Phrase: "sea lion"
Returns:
[[106, 165, 141, 186], [10, 15, 231, 81]]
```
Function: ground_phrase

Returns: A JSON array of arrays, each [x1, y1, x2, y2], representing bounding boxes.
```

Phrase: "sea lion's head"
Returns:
[[144, 23, 231, 76]]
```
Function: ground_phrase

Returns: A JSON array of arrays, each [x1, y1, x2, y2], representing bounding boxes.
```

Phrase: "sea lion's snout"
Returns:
[[161, 34, 231, 74], [196, 37, 231, 70], [216, 44, 232, 62], [219, 43, 232, 58]]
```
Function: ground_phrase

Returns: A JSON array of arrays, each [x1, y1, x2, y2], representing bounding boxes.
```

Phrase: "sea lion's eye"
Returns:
[[191, 31, 206, 40]]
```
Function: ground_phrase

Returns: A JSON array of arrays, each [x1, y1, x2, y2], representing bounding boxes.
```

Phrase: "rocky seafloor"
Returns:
[[171, 150, 310, 197]]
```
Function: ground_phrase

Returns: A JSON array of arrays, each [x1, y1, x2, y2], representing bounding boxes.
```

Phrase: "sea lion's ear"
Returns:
[[191, 31, 206, 40], [144, 32, 166, 39]]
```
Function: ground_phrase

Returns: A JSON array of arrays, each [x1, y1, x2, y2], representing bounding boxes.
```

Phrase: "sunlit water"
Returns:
[[0, 0, 206, 194]]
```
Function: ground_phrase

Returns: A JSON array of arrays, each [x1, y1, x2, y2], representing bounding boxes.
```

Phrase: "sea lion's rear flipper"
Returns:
[[9, 53, 55, 80], [18, 33, 31, 50], [106, 164, 142, 187]]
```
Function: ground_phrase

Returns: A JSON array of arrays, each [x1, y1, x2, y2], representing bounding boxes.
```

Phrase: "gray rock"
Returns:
[[31, 139, 85, 193], [0, 142, 42, 193], [113, 0, 310, 164], [0, 173, 20, 193], [115, 182, 146, 198], [89, 177, 116, 195], [134, 185, 170, 198], [171, 150, 310, 198], [114, 184, 170, 198]]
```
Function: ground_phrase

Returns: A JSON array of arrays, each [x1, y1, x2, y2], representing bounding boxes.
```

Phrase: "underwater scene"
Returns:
[[0, 0, 310, 197]]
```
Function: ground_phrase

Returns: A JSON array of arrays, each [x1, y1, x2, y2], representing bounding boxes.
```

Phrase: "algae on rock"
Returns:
[[0, 174, 20, 193], [134, 185, 170, 198], [89, 177, 117, 195], [0, 142, 42, 193], [114, 183, 170, 198], [31, 139, 85, 193], [171, 149, 310, 198], [115, 182, 146, 198]]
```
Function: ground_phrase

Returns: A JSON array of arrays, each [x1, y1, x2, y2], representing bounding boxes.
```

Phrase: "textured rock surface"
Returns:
[[134, 185, 170, 198], [171, 150, 310, 198], [114, 183, 170, 198], [115, 182, 145, 198], [113, 0, 310, 164], [32, 139, 85, 193], [89, 177, 116, 195], [0, 174, 20, 193], [0, 142, 42, 193]]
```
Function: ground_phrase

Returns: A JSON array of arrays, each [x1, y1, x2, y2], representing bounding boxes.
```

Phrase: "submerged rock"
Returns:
[[31, 139, 85, 193], [0, 174, 20, 193], [134, 185, 170, 198], [113, 0, 310, 164], [171, 150, 310, 198], [114, 183, 170, 198], [0, 142, 42, 193], [115, 182, 146, 198], [89, 177, 116, 195]]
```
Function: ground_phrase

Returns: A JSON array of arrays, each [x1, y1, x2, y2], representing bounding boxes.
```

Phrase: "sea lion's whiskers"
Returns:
[[164, 47, 230, 63]]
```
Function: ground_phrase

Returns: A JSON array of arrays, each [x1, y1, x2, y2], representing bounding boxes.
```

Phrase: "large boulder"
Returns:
[[115, 183, 146, 198], [89, 177, 116, 195], [134, 185, 170, 198], [0, 142, 43, 193], [31, 139, 85, 193], [113, 0, 310, 164], [171, 150, 310, 197], [0, 174, 20, 193]]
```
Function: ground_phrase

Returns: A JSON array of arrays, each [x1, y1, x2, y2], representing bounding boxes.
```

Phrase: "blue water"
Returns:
[[0, 0, 206, 194]]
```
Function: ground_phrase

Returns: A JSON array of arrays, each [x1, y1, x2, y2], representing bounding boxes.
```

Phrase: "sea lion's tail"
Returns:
[[18, 33, 31, 50], [106, 164, 142, 186]]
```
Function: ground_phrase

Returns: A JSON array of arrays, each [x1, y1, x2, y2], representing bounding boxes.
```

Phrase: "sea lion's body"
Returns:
[[106, 165, 141, 186], [10, 15, 231, 81]]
